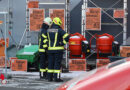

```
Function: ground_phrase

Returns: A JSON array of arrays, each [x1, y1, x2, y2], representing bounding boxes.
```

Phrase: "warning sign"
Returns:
[[11, 59, 27, 71], [120, 46, 130, 57], [114, 10, 124, 18], [9, 57, 18, 60], [0, 56, 10, 68], [0, 38, 9, 56], [28, 1, 39, 8], [69, 59, 86, 71], [97, 59, 110, 68], [50, 9, 65, 29], [0, 47, 4, 56], [86, 8, 101, 31], [30, 9, 45, 31]]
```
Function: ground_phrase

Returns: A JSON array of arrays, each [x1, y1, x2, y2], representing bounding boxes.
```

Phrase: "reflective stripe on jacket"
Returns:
[[39, 23, 49, 53], [47, 24, 69, 53]]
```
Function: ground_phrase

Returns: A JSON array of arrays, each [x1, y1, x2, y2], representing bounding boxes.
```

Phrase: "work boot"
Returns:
[[43, 72, 47, 79], [54, 78, 63, 82], [48, 73, 53, 82], [44, 72, 48, 80], [40, 72, 48, 80], [39, 72, 44, 79], [48, 78, 53, 82], [54, 73, 63, 82]]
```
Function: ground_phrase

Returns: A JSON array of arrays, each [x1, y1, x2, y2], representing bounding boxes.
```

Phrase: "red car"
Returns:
[[57, 58, 130, 90]]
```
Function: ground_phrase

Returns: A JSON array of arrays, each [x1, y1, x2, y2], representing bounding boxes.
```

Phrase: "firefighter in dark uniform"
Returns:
[[39, 17, 52, 79], [47, 17, 69, 82]]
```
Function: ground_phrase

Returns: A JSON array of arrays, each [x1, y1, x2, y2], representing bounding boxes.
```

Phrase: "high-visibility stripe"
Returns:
[[39, 49, 45, 52], [53, 33, 58, 47], [63, 39, 67, 44], [48, 46, 64, 50], [39, 38, 41, 42], [43, 39, 48, 43], [46, 68, 48, 71], [42, 34, 47, 38], [43, 44, 47, 48], [40, 69, 46, 72], [48, 69, 54, 73], [39, 38, 41, 46], [47, 33, 51, 47], [54, 70, 60, 73], [63, 33, 69, 38]]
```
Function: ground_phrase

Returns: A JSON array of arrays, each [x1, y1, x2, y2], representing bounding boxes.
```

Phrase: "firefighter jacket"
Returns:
[[47, 23, 70, 53], [39, 23, 49, 53]]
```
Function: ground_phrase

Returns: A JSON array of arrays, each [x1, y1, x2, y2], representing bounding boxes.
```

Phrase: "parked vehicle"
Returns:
[[57, 57, 130, 90]]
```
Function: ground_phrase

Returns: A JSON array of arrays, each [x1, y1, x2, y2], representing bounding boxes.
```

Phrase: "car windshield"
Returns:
[[108, 59, 126, 69]]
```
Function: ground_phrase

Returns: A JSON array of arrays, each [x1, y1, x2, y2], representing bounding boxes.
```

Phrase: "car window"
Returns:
[[108, 60, 126, 69]]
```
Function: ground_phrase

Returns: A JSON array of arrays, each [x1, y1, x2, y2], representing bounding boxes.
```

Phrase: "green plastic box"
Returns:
[[16, 45, 39, 64]]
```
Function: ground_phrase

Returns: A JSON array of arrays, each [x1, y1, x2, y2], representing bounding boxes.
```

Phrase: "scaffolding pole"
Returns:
[[123, 0, 127, 45], [82, 0, 87, 37], [65, 0, 69, 68], [4, 13, 7, 78], [81, 0, 85, 36], [0, 11, 8, 78]]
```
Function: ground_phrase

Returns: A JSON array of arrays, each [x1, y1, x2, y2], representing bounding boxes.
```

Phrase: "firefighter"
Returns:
[[47, 17, 69, 82], [39, 17, 52, 79]]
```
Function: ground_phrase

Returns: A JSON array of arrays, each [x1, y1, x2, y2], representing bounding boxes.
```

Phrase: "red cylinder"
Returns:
[[96, 33, 114, 53], [69, 33, 85, 56]]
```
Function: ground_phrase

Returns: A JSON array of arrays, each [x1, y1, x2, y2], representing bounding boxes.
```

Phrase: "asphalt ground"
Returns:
[[0, 87, 36, 90], [0, 71, 85, 90]]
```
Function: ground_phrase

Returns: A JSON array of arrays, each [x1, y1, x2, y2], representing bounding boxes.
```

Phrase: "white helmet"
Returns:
[[44, 17, 52, 26]]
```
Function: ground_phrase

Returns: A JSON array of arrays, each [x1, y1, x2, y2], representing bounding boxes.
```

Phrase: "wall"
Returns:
[[86, 0, 123, 44], [0, 0, 129, 46]]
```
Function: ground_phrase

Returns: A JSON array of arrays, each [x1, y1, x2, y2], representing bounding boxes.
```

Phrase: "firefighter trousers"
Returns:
[[39, 53, 48, 79], [47, 52, 63, 80], [40, 53, 48, 69]]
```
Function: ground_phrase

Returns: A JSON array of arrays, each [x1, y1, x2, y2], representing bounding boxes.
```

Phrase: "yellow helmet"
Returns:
[[53, 17, 62, 26]]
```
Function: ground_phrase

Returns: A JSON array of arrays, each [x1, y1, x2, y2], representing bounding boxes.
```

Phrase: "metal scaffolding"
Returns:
[[82, 0, 128, 45], [0, 0, 13, 78], [0, 10, 8, 78], [18, 0, 70, 68]]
